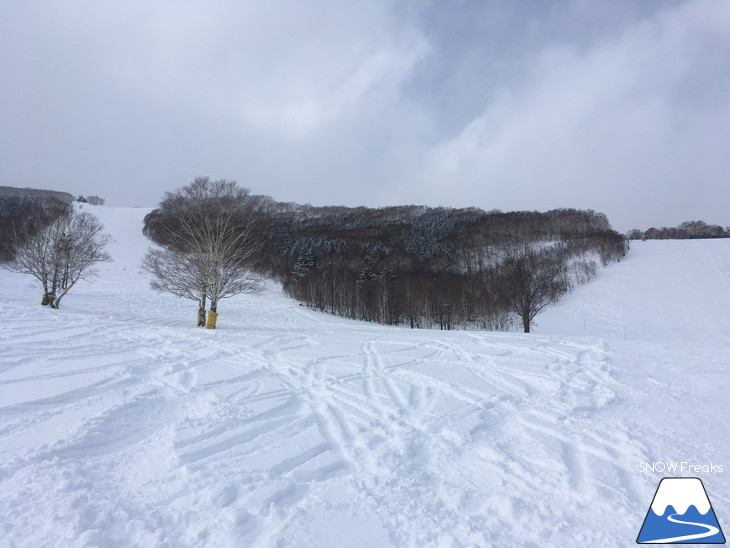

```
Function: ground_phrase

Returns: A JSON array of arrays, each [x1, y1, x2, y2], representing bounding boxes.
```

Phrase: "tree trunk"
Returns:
[[197, 291, 208, 327], [522, 316, 530, 333], [51, 289, 69, 309], [41, 279, 52, 305], [50, 279, 78, 309], [51, 266, 60, 298]]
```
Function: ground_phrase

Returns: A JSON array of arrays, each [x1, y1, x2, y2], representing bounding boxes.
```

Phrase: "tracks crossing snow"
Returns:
[[0, 298, 642, 546]]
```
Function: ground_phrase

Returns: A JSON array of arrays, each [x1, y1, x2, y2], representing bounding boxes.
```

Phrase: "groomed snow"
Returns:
[[1, 205, 729, 547]]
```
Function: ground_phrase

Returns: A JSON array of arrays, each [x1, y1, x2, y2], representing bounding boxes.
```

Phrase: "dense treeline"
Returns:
[[0, 193, 72, 262], [0, 186, 74, 204], [626, 220, 729, 240], [0, 182, 629, 331], [245, 202, 627, 331], [0, 187, 108, 263], [142, 184, 626, 332], [3, 182, 627, 332]]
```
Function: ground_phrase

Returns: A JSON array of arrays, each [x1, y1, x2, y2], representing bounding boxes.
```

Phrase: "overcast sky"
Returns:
[[1, 0, 728, 231]]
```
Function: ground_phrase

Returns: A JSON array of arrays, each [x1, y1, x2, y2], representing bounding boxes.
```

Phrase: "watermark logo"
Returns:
[[640, 462, 724, 474], [637, 477, 726, 544]]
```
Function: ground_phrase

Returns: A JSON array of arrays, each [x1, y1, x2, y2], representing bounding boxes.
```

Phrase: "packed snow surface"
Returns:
[[1, 205, 729, 547]]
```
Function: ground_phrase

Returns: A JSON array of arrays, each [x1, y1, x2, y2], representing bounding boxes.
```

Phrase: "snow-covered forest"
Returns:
[[139, 179, 626, 332], [258, 203, 625, 331]]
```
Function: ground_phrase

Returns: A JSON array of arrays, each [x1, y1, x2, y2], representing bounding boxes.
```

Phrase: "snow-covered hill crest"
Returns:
[[1, 205, 728, 547]]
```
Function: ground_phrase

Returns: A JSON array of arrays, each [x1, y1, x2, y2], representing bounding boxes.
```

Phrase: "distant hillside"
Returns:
[[0, 185, 74, 203], [627, 220, 729, 240]]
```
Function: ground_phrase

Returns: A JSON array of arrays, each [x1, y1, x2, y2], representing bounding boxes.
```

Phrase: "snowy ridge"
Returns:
[[650, 477, 711, 516], [1, 205, 729, 547]]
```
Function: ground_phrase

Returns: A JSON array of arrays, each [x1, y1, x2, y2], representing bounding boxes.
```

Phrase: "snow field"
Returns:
[[1, 206, 729, 547]]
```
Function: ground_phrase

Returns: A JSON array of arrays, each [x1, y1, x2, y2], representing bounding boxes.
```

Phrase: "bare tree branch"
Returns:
[[4, 209, 111, 307], [498, 246, 567, 333]]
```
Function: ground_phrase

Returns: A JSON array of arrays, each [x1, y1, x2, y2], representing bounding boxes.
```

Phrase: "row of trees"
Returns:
[[248, 202, 626, 332], [1, 181, 270, 323], [2, 178, 627, 334], [627, 220, 729, 240], [0, 185, 74, 204], [140, 181, 627, 332], [138, 182, 625, 331]]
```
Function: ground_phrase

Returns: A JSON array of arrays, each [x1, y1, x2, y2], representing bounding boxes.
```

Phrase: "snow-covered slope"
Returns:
[[539, 239, 730, 345], [1, 205, 728, 547]]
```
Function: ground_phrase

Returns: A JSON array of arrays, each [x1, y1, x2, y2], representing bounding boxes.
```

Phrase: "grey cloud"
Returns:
[[414, 0, 730, 230]]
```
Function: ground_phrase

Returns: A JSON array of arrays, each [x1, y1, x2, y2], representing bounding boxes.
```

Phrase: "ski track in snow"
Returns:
[[1, 207, 729, 547]]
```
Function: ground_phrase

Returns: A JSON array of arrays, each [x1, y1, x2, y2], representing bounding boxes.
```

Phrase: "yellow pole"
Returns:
[[206, 310, 218, 329]]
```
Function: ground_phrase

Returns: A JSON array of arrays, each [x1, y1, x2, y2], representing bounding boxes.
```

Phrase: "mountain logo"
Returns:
[[637, 477, 726, 544]]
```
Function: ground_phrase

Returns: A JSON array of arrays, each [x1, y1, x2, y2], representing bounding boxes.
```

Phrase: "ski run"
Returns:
[[1, 205, 729, 547]]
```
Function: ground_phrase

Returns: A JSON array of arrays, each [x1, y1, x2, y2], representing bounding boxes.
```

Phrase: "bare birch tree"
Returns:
[[142, 177, 265, 328], [5, 209, 112, 308]]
